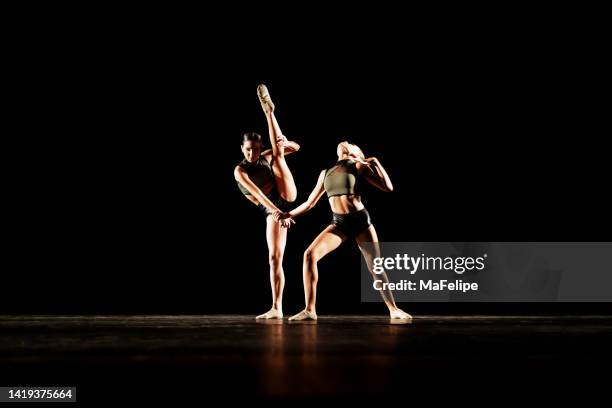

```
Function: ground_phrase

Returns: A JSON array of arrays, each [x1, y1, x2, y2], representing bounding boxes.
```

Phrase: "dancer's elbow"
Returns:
[[382, 183, 394, 192]]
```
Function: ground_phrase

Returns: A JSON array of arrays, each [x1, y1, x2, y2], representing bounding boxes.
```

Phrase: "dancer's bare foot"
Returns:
[[390, 308, 412, 321], [257, 84, 275, 114], [256, 308, 283, 320], [288, 309, 317, 321]]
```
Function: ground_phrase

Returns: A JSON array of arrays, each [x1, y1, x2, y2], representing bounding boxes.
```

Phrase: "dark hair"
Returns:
[[242, 132, 262, 145]]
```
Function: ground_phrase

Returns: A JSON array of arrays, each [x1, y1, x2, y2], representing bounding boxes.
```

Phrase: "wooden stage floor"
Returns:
[[1, 315, 610, 402]]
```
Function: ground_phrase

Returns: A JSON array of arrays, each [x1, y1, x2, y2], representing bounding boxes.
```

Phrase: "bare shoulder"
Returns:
[[234, 165, 245, 178]]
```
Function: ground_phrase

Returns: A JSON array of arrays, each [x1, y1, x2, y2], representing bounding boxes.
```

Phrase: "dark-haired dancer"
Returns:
[[276, 142, 412, 321], [234, 85, 299, 320]]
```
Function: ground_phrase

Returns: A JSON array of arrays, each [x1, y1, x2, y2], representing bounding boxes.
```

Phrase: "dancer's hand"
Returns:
[[279, 217, 295, 229], [276, 135, 288, 149], [273, 210, 292, 222], [273, 211, 295, 228], [352, 155, 371, 166], [356, 156, 380, 167]]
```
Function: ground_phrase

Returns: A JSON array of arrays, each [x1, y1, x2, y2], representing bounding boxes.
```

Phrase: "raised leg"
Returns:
[[257, 84, 297, 202]]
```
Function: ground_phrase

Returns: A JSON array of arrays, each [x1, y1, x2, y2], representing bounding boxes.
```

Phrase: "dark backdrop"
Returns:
[[5, 62, 610, 314]]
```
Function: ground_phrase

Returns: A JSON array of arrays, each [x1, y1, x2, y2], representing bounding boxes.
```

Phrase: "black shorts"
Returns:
[[331, 209, 372, 238], [258, 194, 292, 217]]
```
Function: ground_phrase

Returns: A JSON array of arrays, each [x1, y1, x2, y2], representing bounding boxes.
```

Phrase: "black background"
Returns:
[[5, 49, 610, 315], [2, 13, 611, 406]]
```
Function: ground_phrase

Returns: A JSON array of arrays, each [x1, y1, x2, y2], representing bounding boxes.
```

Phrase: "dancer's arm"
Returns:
[[281, 139, 301, 154], [275, 170, 326, 221], [358, 157, 394, 192], [234, 166, 281, 213]]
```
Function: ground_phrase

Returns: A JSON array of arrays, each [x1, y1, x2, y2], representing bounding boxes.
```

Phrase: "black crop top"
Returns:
[[237, 156, 276, 196]]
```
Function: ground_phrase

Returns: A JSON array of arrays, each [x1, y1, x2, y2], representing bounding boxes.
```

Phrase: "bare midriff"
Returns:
[[328, 194, 365, 214]]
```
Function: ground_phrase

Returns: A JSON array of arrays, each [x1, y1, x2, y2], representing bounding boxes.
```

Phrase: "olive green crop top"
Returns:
[[323, 159, 361, 198]]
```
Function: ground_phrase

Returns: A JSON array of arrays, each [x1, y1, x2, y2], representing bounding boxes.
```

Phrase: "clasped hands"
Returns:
[[272, 210, 295, 229]]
